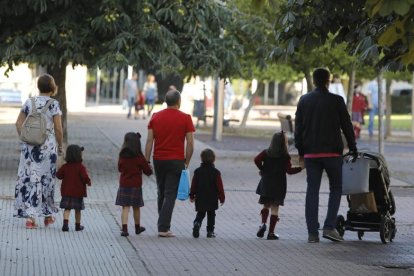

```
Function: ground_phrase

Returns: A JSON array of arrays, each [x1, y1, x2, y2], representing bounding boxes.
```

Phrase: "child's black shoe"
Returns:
[[257, 223, 267, 238], [75, 225, 84, 231], [136, 226, 146, 235], [267, 232, 279, 240], [207, 232, 216, 238], [193, 222, 200, 238], [62, 225, 69, 232], [121, 231, 129, 237]]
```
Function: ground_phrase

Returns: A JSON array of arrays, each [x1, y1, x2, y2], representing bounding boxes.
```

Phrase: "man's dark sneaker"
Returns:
[[308, 234, 320, 243], [62, 225, 69, 232], [207, 232, 216, 238], [192, 222, 200, 238], [257, 224, 267, 238], [121, 231, 129, 237], [266, 233, 279, 240], [322, 229, 344, 242]]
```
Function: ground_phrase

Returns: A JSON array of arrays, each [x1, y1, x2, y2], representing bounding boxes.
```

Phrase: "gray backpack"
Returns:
[[19, 97, 53, 146]]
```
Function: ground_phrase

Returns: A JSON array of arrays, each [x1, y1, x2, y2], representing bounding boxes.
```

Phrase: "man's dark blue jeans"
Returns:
[[304, 157, 343, 236]]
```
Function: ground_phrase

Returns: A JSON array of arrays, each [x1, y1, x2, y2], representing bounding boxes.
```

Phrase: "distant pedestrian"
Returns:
[[124, 71, 139, 119], [255, 132, 303, 240], [190, 149, 225, 238], [145, 89, 195, 237], [143, 74, 158, 116], [116, 132, 153, 237], [366, 79, 386, 138], [56, 144, 91, 232], [134, 89, 146, 120], [351, 83, 368, 139], [295, 68, 357, 243], [330, 74, 347, 104]]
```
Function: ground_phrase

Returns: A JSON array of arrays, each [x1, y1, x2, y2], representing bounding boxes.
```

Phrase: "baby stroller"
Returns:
[[336, 150, 396, 244]]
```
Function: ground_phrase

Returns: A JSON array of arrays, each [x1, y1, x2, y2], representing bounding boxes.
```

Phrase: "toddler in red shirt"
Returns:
[[134, 89, 146, 120], [116, 132, 153, 237], [56, 144, 91, 232]]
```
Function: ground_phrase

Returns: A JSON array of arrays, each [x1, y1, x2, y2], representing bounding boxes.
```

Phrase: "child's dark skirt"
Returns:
[[60, 196, 85, 210], [115, 187, 144, 207], [258, 196, 284, 206]]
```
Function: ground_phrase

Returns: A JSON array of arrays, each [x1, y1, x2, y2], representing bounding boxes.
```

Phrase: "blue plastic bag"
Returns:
[[177, 169, 190, 201]]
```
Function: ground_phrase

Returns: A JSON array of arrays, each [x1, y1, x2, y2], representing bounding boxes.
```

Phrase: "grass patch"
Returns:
[[364, 114, 412, 131]]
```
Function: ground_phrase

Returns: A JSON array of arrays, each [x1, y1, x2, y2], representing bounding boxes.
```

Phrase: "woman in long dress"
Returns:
[[14, 74, 64, 229]]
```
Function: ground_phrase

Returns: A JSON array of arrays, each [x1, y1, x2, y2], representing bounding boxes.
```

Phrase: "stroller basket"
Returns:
[[337, 150, 396, 244]]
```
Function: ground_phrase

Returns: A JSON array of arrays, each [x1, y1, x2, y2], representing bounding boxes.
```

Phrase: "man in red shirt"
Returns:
[[145, 89, 195, 237]]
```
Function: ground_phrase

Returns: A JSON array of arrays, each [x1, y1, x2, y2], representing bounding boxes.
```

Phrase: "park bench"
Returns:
[[277, 112, 295, 149], [204, 115, 240, 126]]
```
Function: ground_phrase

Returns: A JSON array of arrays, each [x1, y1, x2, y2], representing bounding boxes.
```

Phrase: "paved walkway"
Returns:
[[0, 105, 413, 275]]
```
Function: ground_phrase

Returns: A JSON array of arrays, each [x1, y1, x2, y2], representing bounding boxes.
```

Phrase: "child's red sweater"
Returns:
[[57, 162, 91, 198], [118, 155, 153, 188]]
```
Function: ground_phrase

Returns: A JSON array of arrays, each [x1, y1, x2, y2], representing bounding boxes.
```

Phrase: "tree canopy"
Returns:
[[0, 0, 261, 78], [273, 0, 414, 71], [0, 0, 270, 141]]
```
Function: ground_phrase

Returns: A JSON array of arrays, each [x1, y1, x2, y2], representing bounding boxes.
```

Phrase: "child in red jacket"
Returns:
[[254, 132, 303, 240], [116, 132, 153, 237], [56, 144, 91, 232]]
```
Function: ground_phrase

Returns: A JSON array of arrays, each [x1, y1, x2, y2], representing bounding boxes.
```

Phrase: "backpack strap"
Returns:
[[29, 97, 37, 114], [30, 97, 54, 114], [40, 98, 54, 113]]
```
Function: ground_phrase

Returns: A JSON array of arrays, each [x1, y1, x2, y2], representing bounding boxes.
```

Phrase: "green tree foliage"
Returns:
[[366, 0, 414, 67], [0, 1, 256, 77], [273, 0, 414, 70]]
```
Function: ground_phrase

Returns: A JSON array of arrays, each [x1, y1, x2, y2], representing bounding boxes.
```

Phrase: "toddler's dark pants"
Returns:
[[194, 211, 216, 232]]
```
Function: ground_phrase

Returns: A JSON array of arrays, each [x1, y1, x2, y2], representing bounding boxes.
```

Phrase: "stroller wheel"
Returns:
[[380, 216, 392, 244], [357, 231, 364, 240], [336, 215, 345, 237], [390, 218, 397, 242], [389, 191, 396, 216]]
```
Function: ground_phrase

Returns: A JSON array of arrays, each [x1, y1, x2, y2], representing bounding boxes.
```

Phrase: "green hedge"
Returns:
[[391, 95, 411, 114]]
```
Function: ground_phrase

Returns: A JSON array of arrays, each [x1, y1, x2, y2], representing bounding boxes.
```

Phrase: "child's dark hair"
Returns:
[[201, 148, 215, 164], [119, 132, 142, 158], [266, 132, 288, 158], [65, 144, 84, 163]]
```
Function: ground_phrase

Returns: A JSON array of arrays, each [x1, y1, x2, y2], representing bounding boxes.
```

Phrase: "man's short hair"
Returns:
[[165, 90, 181, 106], [313, 68, 330, 88]]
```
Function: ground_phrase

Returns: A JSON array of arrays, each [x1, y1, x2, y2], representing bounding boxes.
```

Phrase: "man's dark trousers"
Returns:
[[153, 160, 185, 232], [304, 157, 343, 235]]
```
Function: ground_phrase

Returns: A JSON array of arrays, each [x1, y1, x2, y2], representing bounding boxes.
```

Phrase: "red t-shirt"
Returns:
[[148, 108, 195, 160], [118, 155, 153, 188], [56, 163, 91, 198]]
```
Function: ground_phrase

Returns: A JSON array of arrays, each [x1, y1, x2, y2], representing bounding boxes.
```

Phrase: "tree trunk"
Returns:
[[213, 78, 224, 141], [385, 78, 392, 138], [347, 66, 356, 114], [377, 72, 384, 154], [48, 64, 68, 144], [304, 69, 313, 93], [411, 72, 414, 139], [240, 82, 263, 128]]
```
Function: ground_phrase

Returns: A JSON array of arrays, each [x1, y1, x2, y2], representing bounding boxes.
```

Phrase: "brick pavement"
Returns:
[[1, 106, 414, 275]]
